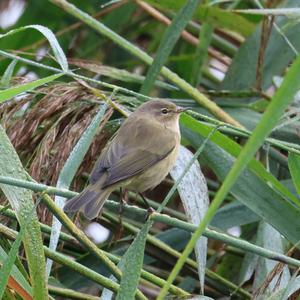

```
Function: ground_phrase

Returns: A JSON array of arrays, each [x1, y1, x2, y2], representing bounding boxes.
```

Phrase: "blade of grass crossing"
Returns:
[[0, 25, 68, 71], [115, 221, 151, 300], [0, 229, 25, 299], [157, 50, 300, 299], [0, 73, 63, 104], [182, 127, 300, 244], [0, 246, 32, 298], [288, 153, 300, 197], [191, 22, 214, 86], [0, 126, 48, 299], [46, 103, 108, 277], [0, 60, 17, 89], [170, 146, 209, 293], [140, 0, 200, 95]]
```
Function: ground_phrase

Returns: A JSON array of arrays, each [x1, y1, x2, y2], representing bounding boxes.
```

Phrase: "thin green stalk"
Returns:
[[48, 0, 243, 128], [157, 35, 300, 300], [188, 110, 300, 155], [201, 89, 265, 98], [48, 285, 100, 300], [0, 177, 300, 268]]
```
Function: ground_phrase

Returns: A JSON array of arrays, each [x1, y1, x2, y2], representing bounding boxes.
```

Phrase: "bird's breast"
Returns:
[[127, 140, 180, 192]]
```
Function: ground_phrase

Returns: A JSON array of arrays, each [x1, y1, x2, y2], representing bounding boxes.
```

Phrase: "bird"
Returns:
[[64, 99, 188, 220]]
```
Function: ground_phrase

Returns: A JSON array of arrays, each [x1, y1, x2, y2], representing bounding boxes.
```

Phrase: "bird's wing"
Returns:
[[89, 116, 177, 187]]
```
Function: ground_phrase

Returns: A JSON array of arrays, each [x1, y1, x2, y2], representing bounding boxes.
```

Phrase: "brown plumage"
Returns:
[[64, 100, 188, 219]]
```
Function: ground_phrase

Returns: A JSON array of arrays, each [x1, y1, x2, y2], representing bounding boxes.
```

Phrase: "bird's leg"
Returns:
[[139, 192, 150, 208], [115, 188, 128, 240], [139, 193, 155, 219]]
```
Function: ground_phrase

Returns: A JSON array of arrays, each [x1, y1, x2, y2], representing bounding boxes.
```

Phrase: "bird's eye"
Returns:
[[161, 108, 168, 114]]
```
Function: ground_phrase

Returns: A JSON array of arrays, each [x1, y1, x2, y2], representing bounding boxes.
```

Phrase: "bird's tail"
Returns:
[[64, 184, 111, 220]]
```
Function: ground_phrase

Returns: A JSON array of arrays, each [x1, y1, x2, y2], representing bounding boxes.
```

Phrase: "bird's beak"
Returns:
[[175, 106, 191, 113]]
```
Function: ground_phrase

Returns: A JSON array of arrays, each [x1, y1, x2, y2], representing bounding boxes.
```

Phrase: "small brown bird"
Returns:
[[64, 100, 188, 219]]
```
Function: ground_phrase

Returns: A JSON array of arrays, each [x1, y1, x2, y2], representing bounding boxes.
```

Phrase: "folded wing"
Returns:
[[89, 115, 176, 188]]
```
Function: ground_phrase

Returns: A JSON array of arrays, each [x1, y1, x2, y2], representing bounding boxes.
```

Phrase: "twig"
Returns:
[[256, 14, 274, 91]]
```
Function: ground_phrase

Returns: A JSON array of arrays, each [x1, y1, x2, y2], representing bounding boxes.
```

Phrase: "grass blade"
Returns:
[[0, 73, 63, 104], [140, 0, 199, 94], [182, 128, 300, 244], [115, 221, 151, 300], [191, 22, 213, 86], [0, 60, 17, 89], [0, 25, 68, 71], [170, 146, 208, 293], [288, 153, 300, 196], [0, 246, 32, 298], [253, 222, 290, 295], [0, 230, 25, 299], [0, 126, 48, 299]]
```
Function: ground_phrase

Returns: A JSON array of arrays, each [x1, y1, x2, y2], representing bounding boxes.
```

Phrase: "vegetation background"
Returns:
[[1, 0, 300, 299]]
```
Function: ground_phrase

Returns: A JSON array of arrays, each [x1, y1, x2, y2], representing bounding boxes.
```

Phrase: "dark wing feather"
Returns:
[[89, 115, 176, 187]]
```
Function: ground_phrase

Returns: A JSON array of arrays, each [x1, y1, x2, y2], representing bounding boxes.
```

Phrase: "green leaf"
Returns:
[[0, 60, 17, 89], [170, 146, 208, 293], [211, 202, 259, 230], [0, 73, 63, 104], [195, 5, 254, 37], [140, 0, 199, 94], [0, 230, 25, 299], [0, 246, 32, 297], [191, 22, 213, 86], [288, 153, 300, 196], [115, 221, 151, 300], [238, 237, 259, 285], [0, 25, 68, 71], [0, 126, 48, 299]]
